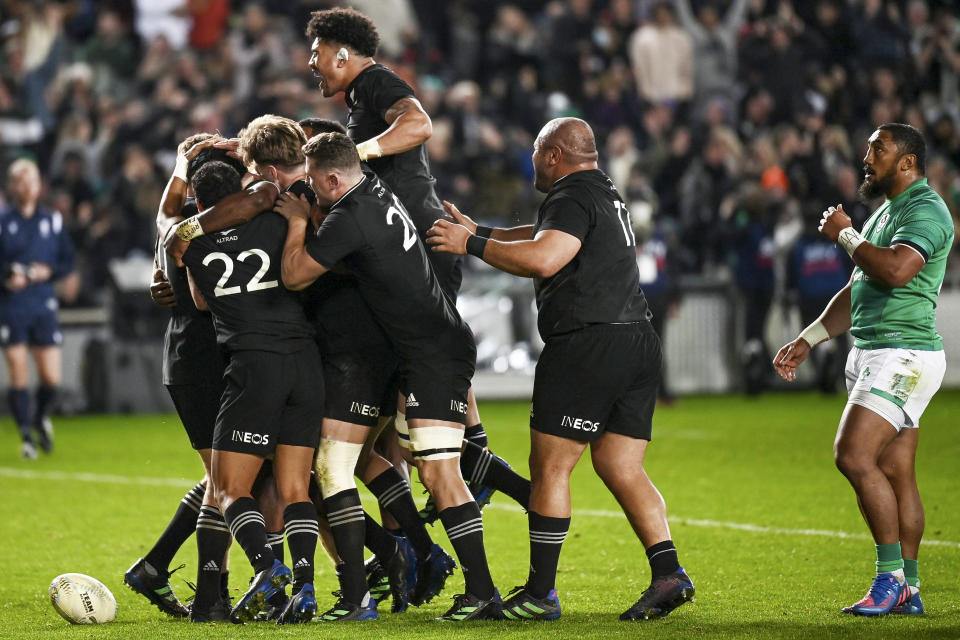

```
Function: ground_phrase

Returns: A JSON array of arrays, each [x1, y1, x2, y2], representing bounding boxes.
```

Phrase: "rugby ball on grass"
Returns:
[[49, 573, 117, 624]]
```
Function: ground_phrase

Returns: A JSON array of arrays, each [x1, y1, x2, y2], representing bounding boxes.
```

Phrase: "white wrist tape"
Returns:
[[799, 320, 830, 347], [409, 426, 464, 461], [173, 155, 189, 183], [316, 438, 363, 499], [175, 214, 205, 241], [356, 139, 382, 162], [837, 227, 866, 257]]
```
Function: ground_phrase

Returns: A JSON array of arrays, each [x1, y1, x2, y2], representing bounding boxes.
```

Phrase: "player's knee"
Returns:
[[317, 439, 363, 499], [833, 446, 870, 479]]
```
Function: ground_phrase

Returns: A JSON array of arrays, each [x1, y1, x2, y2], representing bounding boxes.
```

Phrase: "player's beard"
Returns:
[[858, 169, 894, 201]]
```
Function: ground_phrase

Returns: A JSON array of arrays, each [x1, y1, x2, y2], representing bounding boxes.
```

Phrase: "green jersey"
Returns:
[[850, 178, 954, 350]]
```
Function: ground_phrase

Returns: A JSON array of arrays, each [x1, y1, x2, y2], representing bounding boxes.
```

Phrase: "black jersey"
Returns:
[[533, 169, 650, 339], [344, 64, 445, 234], [304, 173, 470, 361], [183, 211, 314, 354], [160, 200, 224, 385]]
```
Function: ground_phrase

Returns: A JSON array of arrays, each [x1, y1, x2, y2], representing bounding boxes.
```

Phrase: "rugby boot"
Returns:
[[318, 594, 379, 621], [276, 583, 317, 624], [190, 599, 231, 623], [620, 567, 695, 620], [890, 588, 924, 615], [502, 586, 561, 620], [365, 556, 391, 605], [229, 560, 292, 623], [385, 535, 418, 613], [841, 573, 908, 616], [124, 558, 189, 617], [34, 417, 53, 453], [435, 589, 504, 621], [411, 543, 457, 605]]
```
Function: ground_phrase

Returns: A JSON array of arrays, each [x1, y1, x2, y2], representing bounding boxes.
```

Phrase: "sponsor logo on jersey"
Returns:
[[561, 415, 600, 432], [876, 213, 890, 232], [406, 393, 420, 408], [231, 430, 270, 445], [449, 399, 468, 414], [350, 401, 380, 418], [216, 234, 238, 243]]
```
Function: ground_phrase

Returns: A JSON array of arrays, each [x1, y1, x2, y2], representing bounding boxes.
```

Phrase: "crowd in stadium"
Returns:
[[1, 0, 959, 307]]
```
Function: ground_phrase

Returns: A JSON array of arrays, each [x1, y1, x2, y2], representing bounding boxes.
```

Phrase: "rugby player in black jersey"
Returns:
[[304, 8, 531, 515], [274, 132, 502, 621], [428, 118, 695, 622], [125, 134, 233, 621], [181, 160, 323, 625]]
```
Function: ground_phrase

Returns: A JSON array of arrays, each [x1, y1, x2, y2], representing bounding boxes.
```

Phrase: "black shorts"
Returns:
[[531, 322, 660, 442], [400, 335, 475, 423], [323, 346, 400, 427], [213, 348, 324, 456], [167, 380, 224, 450]]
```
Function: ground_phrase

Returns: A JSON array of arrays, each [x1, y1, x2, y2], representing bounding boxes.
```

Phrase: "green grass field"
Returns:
[[2, 392, 960, 639]]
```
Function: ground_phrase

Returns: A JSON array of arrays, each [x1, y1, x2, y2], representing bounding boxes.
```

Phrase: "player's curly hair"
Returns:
[[191, 161, 241, 208], [305, 8, 379, 58]]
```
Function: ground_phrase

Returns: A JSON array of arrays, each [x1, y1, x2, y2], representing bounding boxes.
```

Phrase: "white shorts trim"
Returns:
[[843, 347, 945, 431]]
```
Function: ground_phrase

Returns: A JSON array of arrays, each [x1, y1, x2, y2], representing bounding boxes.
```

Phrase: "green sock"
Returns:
[[903, 558, 919, 588], [876, 542, 904, 574]]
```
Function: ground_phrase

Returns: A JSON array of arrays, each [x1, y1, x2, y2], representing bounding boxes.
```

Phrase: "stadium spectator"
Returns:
[[628, 2, 694, 107]]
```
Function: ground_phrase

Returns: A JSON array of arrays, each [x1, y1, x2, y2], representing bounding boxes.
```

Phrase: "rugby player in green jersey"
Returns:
[[774, 123, 952, 617]]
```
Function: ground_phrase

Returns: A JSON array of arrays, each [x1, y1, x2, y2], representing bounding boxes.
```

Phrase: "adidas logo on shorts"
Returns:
[[406, 393, 420, 408]]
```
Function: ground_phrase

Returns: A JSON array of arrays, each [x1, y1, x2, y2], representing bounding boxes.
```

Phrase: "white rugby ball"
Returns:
[[49, 573, 117, 624]]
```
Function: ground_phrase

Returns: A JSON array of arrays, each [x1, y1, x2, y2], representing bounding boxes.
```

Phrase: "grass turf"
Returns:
[[1, 391, 959, 639]]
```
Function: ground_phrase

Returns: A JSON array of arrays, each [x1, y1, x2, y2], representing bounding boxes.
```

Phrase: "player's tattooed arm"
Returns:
[[276, 212, 328, 291], [357, 96, 432, 161]]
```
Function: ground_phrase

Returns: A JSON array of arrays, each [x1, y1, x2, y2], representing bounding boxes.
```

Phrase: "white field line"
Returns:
[[3, 466, 959, 549]]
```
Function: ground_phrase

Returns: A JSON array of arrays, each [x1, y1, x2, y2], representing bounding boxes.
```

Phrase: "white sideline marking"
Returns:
[[3, 466, 958, 549]]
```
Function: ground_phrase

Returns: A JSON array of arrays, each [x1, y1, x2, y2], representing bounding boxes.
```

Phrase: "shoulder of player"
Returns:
[[895, 189, 952, 225]]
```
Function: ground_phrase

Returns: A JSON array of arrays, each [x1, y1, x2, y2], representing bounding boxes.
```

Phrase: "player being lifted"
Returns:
[[181, 160, 323, 625], [304, 7, 531, 515], [775, 123, 952, 617], [274, 132, 503, 621], [429, 118, 695, 622]]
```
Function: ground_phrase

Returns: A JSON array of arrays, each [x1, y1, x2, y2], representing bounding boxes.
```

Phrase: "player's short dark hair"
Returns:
[[305, 8, 379, 58], [191, 161, 241, 209], [302, 132, 360, 172], [298, 117, 347, 137], [878, 122, 926, 174], [188, 148, 247, 182]]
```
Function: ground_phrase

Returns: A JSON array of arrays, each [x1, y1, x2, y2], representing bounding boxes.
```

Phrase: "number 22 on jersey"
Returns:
[[202, 249, 278, 297]]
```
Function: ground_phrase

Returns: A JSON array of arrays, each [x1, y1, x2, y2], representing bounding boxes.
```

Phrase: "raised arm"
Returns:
[[355, 96, 432, 161]]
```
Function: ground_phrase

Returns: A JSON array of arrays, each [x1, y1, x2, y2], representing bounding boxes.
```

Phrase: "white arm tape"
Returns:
[[798, 320, 830, 347], [316, 438, 363, 499], [837, 227, 866, 257], [409, 426, 464, 461], [172, 154, 189, 183], [356, 139, 382, 162]]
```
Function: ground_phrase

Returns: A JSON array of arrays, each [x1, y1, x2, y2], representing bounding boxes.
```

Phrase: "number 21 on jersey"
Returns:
[[202, 249, 278, 297]]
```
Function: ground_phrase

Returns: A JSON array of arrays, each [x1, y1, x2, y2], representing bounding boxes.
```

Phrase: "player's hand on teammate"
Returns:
[[772, 338, 812, 382], [149, 269, 176, 308], [274, 192, 311, 221], [818, 204, 852, 242], [184, 136, 223, 162], [212, 137, 241, 159], [163, 227, 189, 267], [427, 201, 474, 255]]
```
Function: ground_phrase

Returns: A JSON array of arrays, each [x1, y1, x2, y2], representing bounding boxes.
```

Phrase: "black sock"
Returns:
[[33, 385, 57, 425], [194, 505, 230, 609], [439, 502, 494, 600], [366, 468, 433, 560], [284, 502, 318, 590], [364, 513, 399, 561], [465, 423, 488, 449], [646, 539, 680, 578], [267, 531, 285, 564], [461, 441, 531, 508], [324, 489, 367, 605], [7, 388, 31, 441], [526, 511, 570, 598], [220, 571, 230, 603], [144, 482, 204, 571], [224, 497, 274, 573]]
